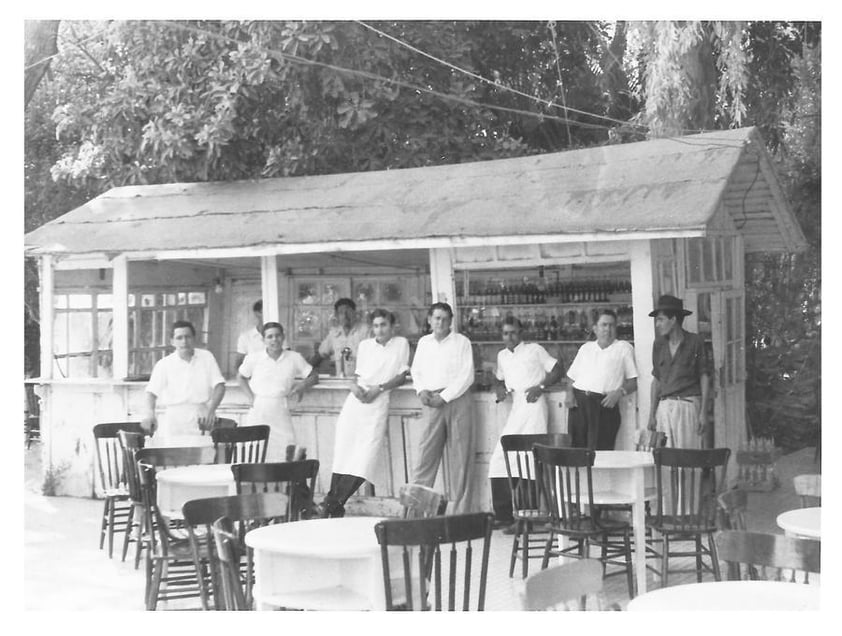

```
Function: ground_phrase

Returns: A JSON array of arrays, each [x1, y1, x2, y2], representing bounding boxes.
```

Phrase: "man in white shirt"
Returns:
[[565, 309, 638, 449], [310, 298, 370, 376], [410, 302, 476, 514], [320, 309, 410, 517], [491, 316, 564, 527], [234, 300, 265, 372], [238, 322, 318, 461], [143, 321, 226, 439]]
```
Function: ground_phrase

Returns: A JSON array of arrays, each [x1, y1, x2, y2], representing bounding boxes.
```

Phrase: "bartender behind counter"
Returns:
[[238, 322, 318, 461], [309, 298, 370, 376]]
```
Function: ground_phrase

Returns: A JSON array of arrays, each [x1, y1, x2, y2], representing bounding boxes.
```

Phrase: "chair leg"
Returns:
[[508, 522, 519, 578], [99, 498, 109, 550], [695, 535, 704, 582], [147, 559, 163, 610], [707, 532, 722, 581], [107, 498, 117, 558], [135, 506, 147, 570], [624, 530, 635, 598], [541, 530, 554, 569], [660, 534, 669, 588], [121, 504, 135, 562], [521, 523, 529, 579]]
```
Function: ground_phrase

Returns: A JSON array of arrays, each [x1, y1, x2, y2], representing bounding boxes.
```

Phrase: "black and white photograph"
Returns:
[[18, 4, 827, 620]]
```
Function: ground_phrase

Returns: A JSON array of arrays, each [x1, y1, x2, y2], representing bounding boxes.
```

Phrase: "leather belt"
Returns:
[[573, 388, 605, 399], [661, 395, 698, 402]]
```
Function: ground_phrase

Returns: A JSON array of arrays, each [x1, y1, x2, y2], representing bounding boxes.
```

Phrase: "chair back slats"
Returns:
[[533, 444, 596, 533], [211, 517, 248, 610], [501, 434, 570, 514], [653, 447, 731, 532], [136, 446, 217, 469], [211, 425, 270, 464], [523, 559, 605, 611], [231, 461, 319, 522], [716, 530, 820, 583], [374, 512, 494, 611], [793, 474, 821, 508], [95, 423, 143, 494], [399, 484, 448, 518], [117, 430, 147, 503]]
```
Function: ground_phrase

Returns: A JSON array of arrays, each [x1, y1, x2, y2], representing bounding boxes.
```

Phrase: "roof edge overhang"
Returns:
[[27, 227, 709, 266]]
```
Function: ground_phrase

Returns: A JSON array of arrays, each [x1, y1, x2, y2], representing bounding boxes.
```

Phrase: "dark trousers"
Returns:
[[321, 472, 366, 518], [490, 477, 538, 523], [570, 388, 621, 450]]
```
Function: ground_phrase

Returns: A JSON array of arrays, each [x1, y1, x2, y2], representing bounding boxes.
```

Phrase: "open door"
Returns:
[[711, 289, 748, 483]]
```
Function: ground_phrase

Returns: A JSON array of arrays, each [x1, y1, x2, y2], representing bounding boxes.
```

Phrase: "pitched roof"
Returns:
[[25, 127, 806, 257]]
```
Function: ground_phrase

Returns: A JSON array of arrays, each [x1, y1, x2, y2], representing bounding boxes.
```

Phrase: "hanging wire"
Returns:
[[547, 21, 573, 146]]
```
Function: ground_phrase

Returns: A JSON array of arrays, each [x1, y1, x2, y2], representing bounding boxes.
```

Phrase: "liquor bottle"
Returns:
[[549, 315, 559, 340]]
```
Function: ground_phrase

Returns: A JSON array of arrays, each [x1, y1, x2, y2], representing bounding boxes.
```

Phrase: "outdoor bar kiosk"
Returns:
[[25, 127, 807, 511]]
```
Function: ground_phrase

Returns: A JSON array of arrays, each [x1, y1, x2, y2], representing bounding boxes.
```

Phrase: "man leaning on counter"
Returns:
[[310, 297, 371, 376]]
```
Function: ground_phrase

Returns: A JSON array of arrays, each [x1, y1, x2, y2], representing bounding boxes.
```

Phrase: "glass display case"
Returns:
[[455, 263, 634, 382]]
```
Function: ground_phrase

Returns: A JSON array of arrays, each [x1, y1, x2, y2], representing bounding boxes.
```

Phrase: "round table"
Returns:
[[627, 580, 820, 611], [155, 463, 236, 519], [776, 507, 821, 539], [245, 517, 392, 610]]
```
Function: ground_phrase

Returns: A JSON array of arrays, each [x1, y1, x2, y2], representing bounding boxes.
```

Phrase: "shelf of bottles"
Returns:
[[456, 268, 634, 344]]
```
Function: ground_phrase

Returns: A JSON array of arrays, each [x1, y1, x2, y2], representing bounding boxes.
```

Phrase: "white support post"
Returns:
[[630, 241, 656, 439], [112, 255, 129, 380], [428, 247, 456, 324], [39, 255, 54, 380], [260, 255, 279, 322]]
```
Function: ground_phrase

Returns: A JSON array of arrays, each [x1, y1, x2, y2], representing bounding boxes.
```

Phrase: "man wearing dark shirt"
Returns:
[[646, 295, 711, 448]]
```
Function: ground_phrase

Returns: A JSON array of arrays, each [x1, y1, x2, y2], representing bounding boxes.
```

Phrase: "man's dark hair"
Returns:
[[261, 322, 284, 336], [334, 297, 356, 312], [502, 316, 523, 330], [253, 300, 263, 313], [656, 309, 685, 326], [171, 320, 196, 337], [596, 309, 618, 323], [429, 302, 454, 319], [370, 308, 395, 325]]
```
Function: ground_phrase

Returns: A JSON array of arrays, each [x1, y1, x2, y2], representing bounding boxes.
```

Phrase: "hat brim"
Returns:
[[648, 308, 693, 317]]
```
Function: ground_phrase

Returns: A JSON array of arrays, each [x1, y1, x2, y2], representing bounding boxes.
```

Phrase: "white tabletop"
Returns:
[[777, 507, 821, 539], [627, 580, 820, 611], [246, 516, 386, 559], [594, 450, 655, 469], [156, 463, 234, 486]]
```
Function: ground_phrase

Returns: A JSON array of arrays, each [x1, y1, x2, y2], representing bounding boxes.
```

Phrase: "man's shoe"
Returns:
[[502, 523, 518, 535], [492, 518, 514, 530]]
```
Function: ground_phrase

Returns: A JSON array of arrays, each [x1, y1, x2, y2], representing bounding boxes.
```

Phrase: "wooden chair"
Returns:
[[500, 433, 570, 579], [135, 445, 217, 470], [182, 493, 288, 610], [532, 444, 635, 598], [716, 530, 821, 584], [212, 517, 249, 610], [93, 422, 145, 558], [523, 559, 612, 611], [117, 430, 149, 568], [793, 474, 821, 508], [647, 447, 730, 587], [374, 512, 494, 611], [24, 384, 41, 449], [231, 460, 320, 522], [399, 484, 448, 519], [211, 425, 269, 464], [138, 460, 211, 610]]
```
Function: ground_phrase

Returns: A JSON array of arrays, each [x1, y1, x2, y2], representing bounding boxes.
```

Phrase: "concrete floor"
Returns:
[[23, 444, 820, 611]]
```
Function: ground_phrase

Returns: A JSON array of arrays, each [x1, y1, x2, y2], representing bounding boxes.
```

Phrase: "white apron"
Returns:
[[158, 403, 204, 440], [487, 392, 548, 479], [247, 395, 295, 462], [331, 389, 390, 483]]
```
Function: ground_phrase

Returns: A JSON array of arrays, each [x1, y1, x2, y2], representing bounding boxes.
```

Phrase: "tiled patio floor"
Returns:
[[24, 445, 819, 611]]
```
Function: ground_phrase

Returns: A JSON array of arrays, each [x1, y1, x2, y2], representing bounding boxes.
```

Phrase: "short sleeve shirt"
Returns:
[[495, 342, 558, 392], [651, 330, 711, 398], [236, 326, 264, 356], [354, 336, 411, 388], [238, 350, 313, 398], [567, 339, 638, 394], [318, 323, 371, 363], [146, 348, 225, 406]]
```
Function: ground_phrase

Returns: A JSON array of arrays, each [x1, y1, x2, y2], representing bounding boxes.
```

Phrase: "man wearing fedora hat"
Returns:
[[646, 295, 712, 449]]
